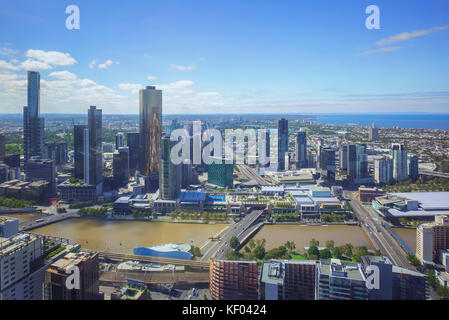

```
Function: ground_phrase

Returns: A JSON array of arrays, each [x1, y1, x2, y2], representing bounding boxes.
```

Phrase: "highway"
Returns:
[[344, 191, 414, 269], [419, 169, 449, 179], [200, 209, 264, 261]]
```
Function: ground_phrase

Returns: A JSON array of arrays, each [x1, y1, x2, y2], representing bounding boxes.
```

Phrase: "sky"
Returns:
[[0, 0, 448, 114]]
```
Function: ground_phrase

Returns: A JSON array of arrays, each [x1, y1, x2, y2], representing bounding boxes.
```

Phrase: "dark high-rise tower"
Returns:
[[87, 106, 103, 192], [278, 118, 288, 171], [139, 86, 162, 184], [295, 130, 307, 169], [126, 132, 140, 175], [74, 125, 87, 179], [113, 147, 129, 188], [23, 71, 44, 161], [159, 135, 180, 200]]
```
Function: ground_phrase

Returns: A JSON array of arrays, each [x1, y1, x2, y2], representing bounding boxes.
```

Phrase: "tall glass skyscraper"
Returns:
[[23, 71, 44, 161], [87, 106, 103, 193], [295, 129, 307, 169], [278, 118, 288, 171], [139, 86, 162, 183]]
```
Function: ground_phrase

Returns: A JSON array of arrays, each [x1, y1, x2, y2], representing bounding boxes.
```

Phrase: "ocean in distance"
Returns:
[[315, 113, 449, 130]]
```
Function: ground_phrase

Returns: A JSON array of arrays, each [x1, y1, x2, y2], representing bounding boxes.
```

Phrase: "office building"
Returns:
[[24, 158, 56, 196], [87, 106, 103, 194], [339, 144, 347, 171], [369, 123, 379, 141], [208, 161, 234, 188], [44, 250, 99, 300], [0, 133, 5, 161], [374, 156, 393, 184], [417, 215, 449, 264], [23, 71, 44, 161], [159, 135, 181, 200], [295, 130, 307, 169], [347, 144, 369, 183], [74, 125, 87, 180], [278, 118, 288, 171], [113, 147, 130, 188], [139, 86, 162, 190], [319, 147, 335, 182], [260, 260, 317, 300], [126, 132, 140, 175], [43, 142, 67, 166], [0, 216, 19, 238], [392, 143, 408, 182], [408, 154, 419, 181], [115, 132, 124, 150], [209, 259, 258, 300], [317, 259, 368, 300], [0, 233, 44, 300], [361, 255, 427, 300]]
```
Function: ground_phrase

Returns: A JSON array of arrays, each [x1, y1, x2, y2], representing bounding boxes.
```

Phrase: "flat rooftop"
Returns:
[[393, 192, 449, 211]]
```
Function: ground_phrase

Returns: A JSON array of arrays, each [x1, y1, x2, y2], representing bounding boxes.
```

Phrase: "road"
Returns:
[[200, 209, 264, 261], [20, 209, 79, 231], [344, 191, 414, 269], [419, 169, 449, 179], [237, 164, 271, 186]]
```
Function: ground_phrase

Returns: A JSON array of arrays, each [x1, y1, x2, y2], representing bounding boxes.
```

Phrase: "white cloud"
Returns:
[[376, 24, 449, 46], [158, 80, 195, 94], [49, 70, 77, 80], [169, 64, 196, 71], [360, 46, 401, 55], [0, 60, 20, 70], [0, 47, 19, 56], [20, 59, 52, 70], [98, 59, 119, 69], [147, 75, 157, 80], [118, 83, 144, 94], [89, 60, 96, 69], [25, 49, 77, 66]]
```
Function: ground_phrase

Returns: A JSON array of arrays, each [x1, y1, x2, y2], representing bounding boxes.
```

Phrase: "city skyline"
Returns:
[[0, 1, 448, 114]]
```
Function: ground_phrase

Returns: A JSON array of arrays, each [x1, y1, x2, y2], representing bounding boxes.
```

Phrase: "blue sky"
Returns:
[[0, 0, 448, 114]]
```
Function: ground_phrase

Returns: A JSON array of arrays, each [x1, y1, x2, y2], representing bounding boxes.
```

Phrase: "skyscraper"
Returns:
[[339, 144, 347, 171], [159, 135, 180, 200], [23, 71, 44, 161], [278, 118, 288, 171], [374, 156, 393, 184], [369, 123, 379, 141], [113, 147, 130, 188], [408, 154, 419, 181], [319, 147, 336, 182], [115, 132, 124, 150], [126, 132, 140, 175], [139, 86, 162, 187], [347, 144, 368, 183], [295, 130, 307, 169], [0, 133, 5, 161], [87, 106, 103, 193], [74, 125, 87, 179], [392, 143, 408, 182]]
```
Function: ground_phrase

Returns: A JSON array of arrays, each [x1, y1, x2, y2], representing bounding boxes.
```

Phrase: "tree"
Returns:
[[309, 238, 320, 247], [332, 246, 341, 259], [340, 243, 353, 258], [308, 245, 320, 259], [284, 241, 296, 253], [325, 240, 335, 250], [192, 246, 202, 257], [253, 246, 266, 260], [152, 212, 157, 219], [248, 239, 256, 250], [353, 246, 369, 262], [320, 248, 331, 259], [229, 236, 240, 250], [146, 289, 152, 300]]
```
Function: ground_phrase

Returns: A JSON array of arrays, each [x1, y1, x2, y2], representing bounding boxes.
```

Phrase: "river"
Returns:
[[32, 219, 226, 255]]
